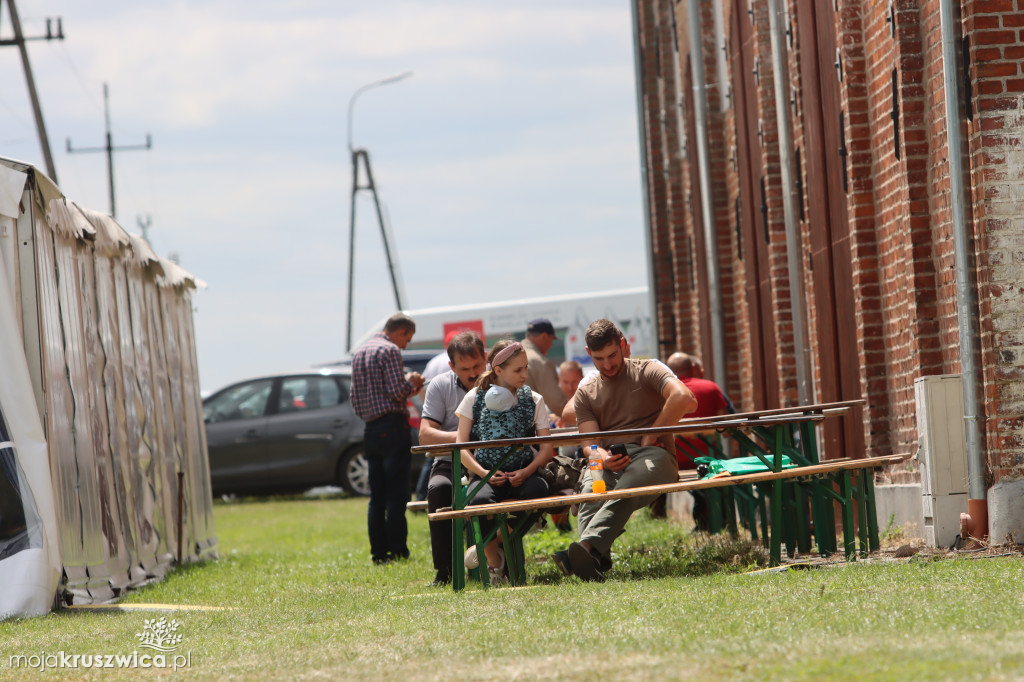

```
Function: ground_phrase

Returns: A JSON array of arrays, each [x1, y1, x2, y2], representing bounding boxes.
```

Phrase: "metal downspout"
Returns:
[[631, 0, 661, 355], [686, 0, 728, 384], [765, 0, 813, 406], [939, 0, 987, 531]]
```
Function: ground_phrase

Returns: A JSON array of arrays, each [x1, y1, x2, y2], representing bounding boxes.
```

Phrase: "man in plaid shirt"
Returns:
[[351, 313, 425, 564]]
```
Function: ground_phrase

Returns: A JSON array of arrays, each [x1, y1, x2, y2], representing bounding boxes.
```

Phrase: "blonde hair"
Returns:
[[476, 339, 525, 393]]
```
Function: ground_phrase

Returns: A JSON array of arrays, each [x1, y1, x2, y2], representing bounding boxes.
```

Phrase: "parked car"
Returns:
[[202, 367, 423, 496], [317, 348, 439, 375]]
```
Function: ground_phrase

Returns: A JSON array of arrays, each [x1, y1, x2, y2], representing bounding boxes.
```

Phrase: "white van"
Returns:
[[351, 287, 653, 365]]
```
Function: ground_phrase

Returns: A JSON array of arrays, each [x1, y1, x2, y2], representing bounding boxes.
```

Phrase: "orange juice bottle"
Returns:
[[588, 445, 606, 493]]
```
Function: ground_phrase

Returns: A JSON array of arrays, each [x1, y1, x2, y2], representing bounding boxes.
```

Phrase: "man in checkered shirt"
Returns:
[[351, 313, 425, 564]]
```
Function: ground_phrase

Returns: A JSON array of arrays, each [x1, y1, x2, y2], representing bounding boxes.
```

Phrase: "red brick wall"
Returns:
[[962, 0, 1024, 481], [639, 0, 1024, 483], [637, 0, 678, 356]]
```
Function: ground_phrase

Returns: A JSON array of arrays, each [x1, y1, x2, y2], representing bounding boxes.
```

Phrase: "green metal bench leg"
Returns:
[[854, 472, 868, 557], [452, 518, 466, 591], [840, 471, 856, 561], [824, 484, 838, 555], [451, 447, 466, 592], [743, 485, 758, 541], [770, 479, 783, 566], [473, 518, 490, 587], [863, 468, 880, 552], [795, 484, 811, 554], [809, 481, 828, 556], [757, 485, 769, 548], [496, 514, 520, 587], [708, 488, 723, 534], [724, 486, 739, 538], [770, 428, 785, 564]]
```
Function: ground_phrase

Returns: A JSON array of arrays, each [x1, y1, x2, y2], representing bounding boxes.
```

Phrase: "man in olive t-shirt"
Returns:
[[554, 319, 697, 582]]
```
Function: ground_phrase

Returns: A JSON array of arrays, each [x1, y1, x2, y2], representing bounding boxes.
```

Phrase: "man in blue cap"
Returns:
[[523, 318, 566, 419]]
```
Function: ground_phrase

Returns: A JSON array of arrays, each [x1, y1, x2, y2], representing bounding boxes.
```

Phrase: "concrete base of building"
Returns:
[[874, 483, 926, 542], [988, 479, 1024, 545]]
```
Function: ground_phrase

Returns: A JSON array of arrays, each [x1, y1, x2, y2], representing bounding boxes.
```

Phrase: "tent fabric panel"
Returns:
[[33, 219, 91, 602], [0, 164, 26, 220], [76, 203, 130, 256], [45, 198, 95, 240], [125, 268, 175, 574], [141, 279, 181, 567], [158, 286, 190, 559], [52, 231, 116, 603], [157, 256, 207, 290], [113, 261, 161, 577], [1, 215, 17, 316], [125, 232, 162, 273], [174, 291, 217, 555], [76, 247, 132, 594], [0, 242, 60, 618], [95, 256, 149, 588]]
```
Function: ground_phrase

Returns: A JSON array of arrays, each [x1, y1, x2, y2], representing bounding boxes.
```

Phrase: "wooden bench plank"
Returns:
[[427, 454, 908, 521], [410, 413, 829, 456]]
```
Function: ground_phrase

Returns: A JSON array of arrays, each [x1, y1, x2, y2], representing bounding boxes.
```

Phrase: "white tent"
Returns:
[[0, 157, 215, 619]]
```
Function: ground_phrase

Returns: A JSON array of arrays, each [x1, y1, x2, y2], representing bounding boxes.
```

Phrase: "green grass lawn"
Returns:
[[2, 494, 1022, 680]]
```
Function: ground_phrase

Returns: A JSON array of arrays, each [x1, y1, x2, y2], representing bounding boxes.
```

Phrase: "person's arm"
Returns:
[[382, 347, 422, 403], [418, 382, 457, 447], [559, 397, 578, 427], [640, 378, 698, 449], [419, 418, 457, 447], [576, 419, 629, 472]]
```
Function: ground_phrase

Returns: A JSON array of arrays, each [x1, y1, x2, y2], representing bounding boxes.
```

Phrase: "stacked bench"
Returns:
[[411, 400, 909, 591]]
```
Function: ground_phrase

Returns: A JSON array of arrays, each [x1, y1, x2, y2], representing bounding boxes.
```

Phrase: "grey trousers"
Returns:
[[576, 444, 677, 558]]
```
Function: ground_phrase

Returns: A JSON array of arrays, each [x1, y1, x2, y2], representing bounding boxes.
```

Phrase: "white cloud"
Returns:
[[0, 0, 647, 392]]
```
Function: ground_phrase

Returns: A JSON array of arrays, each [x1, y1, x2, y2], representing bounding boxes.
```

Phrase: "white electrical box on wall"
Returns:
[[915, 374, 969, 547]]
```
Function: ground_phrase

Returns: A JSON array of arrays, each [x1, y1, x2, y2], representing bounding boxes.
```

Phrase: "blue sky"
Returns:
[[0, 1, 648, 391]]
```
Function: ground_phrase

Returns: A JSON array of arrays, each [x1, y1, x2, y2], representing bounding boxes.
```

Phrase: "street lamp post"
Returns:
[[345, 71, 413, 352]]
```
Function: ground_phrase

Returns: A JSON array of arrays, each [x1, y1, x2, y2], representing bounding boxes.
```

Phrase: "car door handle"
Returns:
[[331, 419, 347, 428], [244, 429, 262, 439]]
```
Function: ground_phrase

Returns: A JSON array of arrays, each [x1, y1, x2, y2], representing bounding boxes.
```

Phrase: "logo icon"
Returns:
[[135, 618, 183, 653]]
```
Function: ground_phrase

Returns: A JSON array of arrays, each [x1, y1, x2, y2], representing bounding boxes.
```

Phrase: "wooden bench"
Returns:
[[412, 400, 907, 590]]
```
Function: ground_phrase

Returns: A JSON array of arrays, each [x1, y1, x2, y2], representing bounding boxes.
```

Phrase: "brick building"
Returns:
[[631, 0, 1024, 543]]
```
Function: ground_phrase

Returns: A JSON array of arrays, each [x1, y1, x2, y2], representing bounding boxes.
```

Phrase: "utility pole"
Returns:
[[345, 71, 412, 352], [0, 1, 63, 183], [66, 83, 152, 219]]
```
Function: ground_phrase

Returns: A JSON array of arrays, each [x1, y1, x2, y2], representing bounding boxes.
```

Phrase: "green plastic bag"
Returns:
[[695, 454, 796, 479]]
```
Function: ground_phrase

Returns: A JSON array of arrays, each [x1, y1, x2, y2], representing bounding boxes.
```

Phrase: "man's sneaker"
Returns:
[[568, 542, 606, 582], [487, 549, 508, 587], [552, 550, 573, 576], [430, 570, 451, 587], [487, 564, 508, 587]]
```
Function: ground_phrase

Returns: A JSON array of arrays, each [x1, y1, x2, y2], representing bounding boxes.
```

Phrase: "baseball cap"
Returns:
[[527, 318, 558, 338]]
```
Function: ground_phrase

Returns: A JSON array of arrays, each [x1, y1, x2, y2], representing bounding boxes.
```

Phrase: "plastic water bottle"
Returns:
[[588, 445, 606, 494]]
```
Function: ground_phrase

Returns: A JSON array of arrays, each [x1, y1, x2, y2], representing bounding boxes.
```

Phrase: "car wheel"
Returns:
[[338, 447, 370, 496]]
